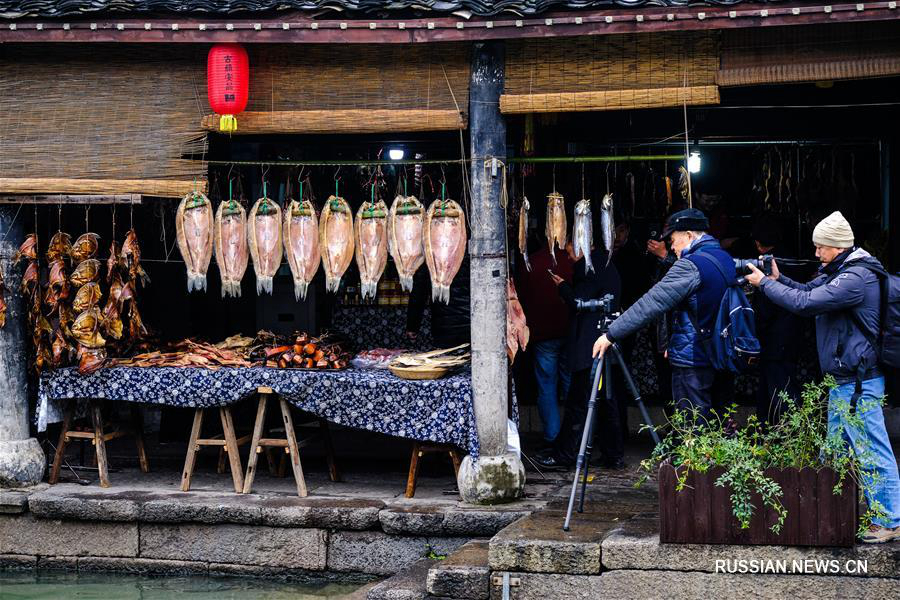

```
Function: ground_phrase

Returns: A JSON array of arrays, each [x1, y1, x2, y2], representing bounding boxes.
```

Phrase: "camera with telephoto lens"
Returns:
[[575, 294, 615, 314], [734, 254, 774, 276]]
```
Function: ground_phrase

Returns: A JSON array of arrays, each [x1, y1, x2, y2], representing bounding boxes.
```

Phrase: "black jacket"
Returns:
[[557, 249, 622, 372], [406, 257, 471, 348]]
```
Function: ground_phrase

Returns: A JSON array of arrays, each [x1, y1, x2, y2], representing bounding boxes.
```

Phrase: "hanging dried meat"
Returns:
[[283, 198, 320, 301], [388, 195, 425, 293], [214, 199, 249, 298], [248, 196, 283, 296], [423, 198, 467, 305], [176, 191, 215, 293], [70, 259, 100, 288], [545, 192, 566, 265], [71, 233, 100, 264], [506, 279, 529, 363], [319, 195, 355, 294], [121, 230, 150, 286], [13, 234, 38, 262], [518, 196, 531, 272], [355, 199, 388, 300], [573, 198, 594, 274], [46, 231, 72, 263], [72, 282, 103, 312]]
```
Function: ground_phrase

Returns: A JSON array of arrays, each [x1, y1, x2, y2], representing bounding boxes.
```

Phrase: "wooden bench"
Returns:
[[180, 406, 250, 493], [405, 441, 462, 498], [49, 399, 149, 488]]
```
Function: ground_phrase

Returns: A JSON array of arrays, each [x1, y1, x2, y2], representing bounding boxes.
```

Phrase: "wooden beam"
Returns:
[[0, 178, 206, 198], [201, 110, 466, 135], [499, 86, 720, 114], [0, 194, 142, 205]]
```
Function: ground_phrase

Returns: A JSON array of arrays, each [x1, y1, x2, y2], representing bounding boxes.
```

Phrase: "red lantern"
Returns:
[[207, 44, 249, 133]]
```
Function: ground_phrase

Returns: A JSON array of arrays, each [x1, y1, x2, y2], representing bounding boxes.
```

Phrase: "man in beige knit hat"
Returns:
[[745, 211, 900, 543]]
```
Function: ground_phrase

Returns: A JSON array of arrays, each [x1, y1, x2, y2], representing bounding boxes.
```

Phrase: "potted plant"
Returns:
[[637, 377, 888, 547]]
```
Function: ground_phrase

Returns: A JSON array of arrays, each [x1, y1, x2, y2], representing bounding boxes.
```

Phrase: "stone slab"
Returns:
[[139, 523, 327, 570], [488, 510, 616, 575], [207, 562, 373, 583], [140, 493, 263, 524], [601, 515, 900, 578], [426, 540, 490, 600], [37, 556, 79, 570], [0, 514, 138, 558], [0, 554, 37, 569], [29, 489, 142, 522], [0, 490, 28, 514], [78, 556, 208, 576], [380, 505, 530, 537], [259, 497, 384, 530], [366, 557, 436, 600], [488, 572, 604, 600], [328, 531, 469, 576]]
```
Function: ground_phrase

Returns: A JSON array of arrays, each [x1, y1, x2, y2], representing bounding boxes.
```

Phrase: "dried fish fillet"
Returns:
[[388, 195, 425, 292], [319, 196, 355, 294], [355, 199, 389, 300], [283, 199, 320, 301], [248, 197, 283, 295], [175, 191, 215, 293], [423, 199, 467, 305], [214, 200, 249, 298], [518, 196, 531, 272], [545, 192, 567, 264], [573, 198, 594, 274]]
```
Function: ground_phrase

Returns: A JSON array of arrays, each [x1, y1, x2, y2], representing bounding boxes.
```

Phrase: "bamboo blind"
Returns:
[[718, 22, 900, 87], [0, 44, 208, 196], [502, 32, 720, 114], [201, 109, 465, 135]]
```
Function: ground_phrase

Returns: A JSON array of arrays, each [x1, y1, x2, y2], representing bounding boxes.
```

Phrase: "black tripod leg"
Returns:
[[610, 344, 661, 446], [563, 357, 604, 531], [578, 355, 611, 513]]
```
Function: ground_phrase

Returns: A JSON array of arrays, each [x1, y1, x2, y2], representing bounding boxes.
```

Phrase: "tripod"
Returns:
[[562, 314, 661, 531]]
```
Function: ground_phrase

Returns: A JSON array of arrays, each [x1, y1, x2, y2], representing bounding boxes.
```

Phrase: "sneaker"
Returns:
[[861, 525, 900, 544]]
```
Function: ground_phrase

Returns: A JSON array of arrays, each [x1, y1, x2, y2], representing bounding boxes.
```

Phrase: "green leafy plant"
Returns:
[[636, 376, 887, 537]]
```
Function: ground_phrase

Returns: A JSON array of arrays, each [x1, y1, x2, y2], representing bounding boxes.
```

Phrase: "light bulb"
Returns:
[[688, 151, 701, 174], [388, 148, 405, 161]]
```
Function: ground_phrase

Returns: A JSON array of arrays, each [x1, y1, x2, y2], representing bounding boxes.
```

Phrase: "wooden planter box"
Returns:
[[658, 464, 859, 547]]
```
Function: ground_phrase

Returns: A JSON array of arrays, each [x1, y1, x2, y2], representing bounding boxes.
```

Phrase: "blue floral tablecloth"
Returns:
[[38, 366, 517, 459]]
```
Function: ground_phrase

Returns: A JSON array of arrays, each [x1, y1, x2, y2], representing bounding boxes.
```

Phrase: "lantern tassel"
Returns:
[[219, 114, 238, 133]]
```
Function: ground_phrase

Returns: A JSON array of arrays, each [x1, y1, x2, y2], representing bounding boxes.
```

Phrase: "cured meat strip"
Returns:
[[388, 195, 425, 292], [507, 279, 529, 362], [175, 191, 214, 293], [283, 199, 320, 301], [319, 196, 355, 294], [355, 199, 389, 300], [248, 197, 283, 296], [214, 199, 249, 298], [423, 199, 467, 305]]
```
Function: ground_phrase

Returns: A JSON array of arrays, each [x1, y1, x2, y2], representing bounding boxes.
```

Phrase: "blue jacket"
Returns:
[[608, 235, 734, 368], [759, 247, 882, 380]]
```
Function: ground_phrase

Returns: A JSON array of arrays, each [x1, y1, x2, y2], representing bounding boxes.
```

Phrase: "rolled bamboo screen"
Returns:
[[501, 32, 720, 114], [718, 22, 900, 87], [0, 44, 208, 197]]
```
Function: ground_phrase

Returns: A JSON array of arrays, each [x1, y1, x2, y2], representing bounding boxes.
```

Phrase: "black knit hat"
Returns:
[[661, 208, 709, 239]]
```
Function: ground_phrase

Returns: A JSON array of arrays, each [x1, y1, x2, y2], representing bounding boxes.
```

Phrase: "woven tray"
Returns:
[[388, 365, 450, 380]]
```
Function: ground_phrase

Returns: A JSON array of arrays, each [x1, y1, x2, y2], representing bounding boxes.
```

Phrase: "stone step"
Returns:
[[488, 508, 621, 575], [365, 557, 437, 600], [426, 540, 490, 600]]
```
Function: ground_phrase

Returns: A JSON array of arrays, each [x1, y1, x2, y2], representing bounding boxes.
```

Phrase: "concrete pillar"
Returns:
[[457, 41, 525, 505], [0, 206, 45, 487]]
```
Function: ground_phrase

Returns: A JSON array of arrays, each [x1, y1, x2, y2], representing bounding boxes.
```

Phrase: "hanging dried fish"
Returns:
[[283, 198, 320, 301], [14, 234, 38, 263], [388, 195, 425, 292], [71, 307, 106, 349], [248, 196, 283, 296], [600, 194, 615, 269], [46, 232, 72, 262], [573, 198, 594, 274], [319, 196, 355, 294], [71, 233, 100, 264], [21, 261, 39, 294], [355, 199, 389, 300], [70, 259, 101, 288], [121, 230, 150, 286], [72, 282, 103, 313], [678, 166, 690, 204], [424, 198, 467, 304], [176, 192, 215, 293], [214, 199, 250, 298], [545, 192, 567, 265], [506, 279, 529, 363], [664, 176, 673, 213], [518, 196, 531, 272]]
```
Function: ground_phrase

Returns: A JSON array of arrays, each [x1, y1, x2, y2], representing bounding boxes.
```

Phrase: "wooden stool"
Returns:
[[181, 406, 250, 493], [243, 387, 339, 496], [273, 418, 340, 483], [49, 399, 149, 488], [405, 441, 462, 499]]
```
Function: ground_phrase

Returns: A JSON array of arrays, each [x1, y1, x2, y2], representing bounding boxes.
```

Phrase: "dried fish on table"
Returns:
[[214, 199, 250, 298], [355, 199, 389, 300], [573, 198, 594, 274], [388, 195, 425, 292], [518, 196, 531, 272], [599, 194, 615, 268], [283, 198, 320, 301], [545, 192, 567, 264], [248, 196, 283, 296], [424, 198, 467, 305], [319, 196, 355, 294], [176, 191, 215, 293], [71, 233, 100, 264]]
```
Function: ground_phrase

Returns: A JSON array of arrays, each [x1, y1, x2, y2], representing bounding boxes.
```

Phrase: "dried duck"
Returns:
[[175, 191, 215, 293], [388, 195, 425, 292], [214, 199, 249, 298], [423, 198, 467, 304], [248, 196, 283, 296], [282, 198, 320, 301], [545, 192, 566, 264], [319, 196, 355, 293], [518, 196, 531, 272], [355, 199, 389, 300]]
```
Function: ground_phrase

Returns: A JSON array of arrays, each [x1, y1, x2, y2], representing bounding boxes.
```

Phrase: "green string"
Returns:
[[228, 180, 235, 211], [335, 180, 339, 198], [299, 180, 303, 202], [263, 180, 267, 199], [403, 178, 407, 197]]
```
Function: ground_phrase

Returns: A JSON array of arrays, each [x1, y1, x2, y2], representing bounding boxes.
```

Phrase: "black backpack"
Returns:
[[840, 263, 900, 370]]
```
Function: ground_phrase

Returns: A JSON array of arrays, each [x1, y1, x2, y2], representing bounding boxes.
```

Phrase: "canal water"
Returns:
[[0, 572, 364, 599]]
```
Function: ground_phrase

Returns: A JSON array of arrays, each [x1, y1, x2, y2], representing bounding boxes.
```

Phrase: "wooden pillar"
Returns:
[[0, 206, 45, 486], [458, 41, 525, 504]]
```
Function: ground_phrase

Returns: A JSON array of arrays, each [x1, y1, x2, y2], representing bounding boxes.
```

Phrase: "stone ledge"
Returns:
[[601, 515, 900, 578], [328, 531, 470, 576], [487, 572, 604, 600], [0, 514, 138, 558], [426, 540, 490, 599], [78, 556, 208, 576], [366, 557, 436, 600], [488, 510, 617, 575], [0, 554, 37, 570], [379, 505, 532, 537], [0, 490, 29, 514]]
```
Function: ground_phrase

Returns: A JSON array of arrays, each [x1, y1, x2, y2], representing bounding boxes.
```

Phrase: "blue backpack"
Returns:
[[694, 253, 761, 373]]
